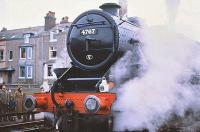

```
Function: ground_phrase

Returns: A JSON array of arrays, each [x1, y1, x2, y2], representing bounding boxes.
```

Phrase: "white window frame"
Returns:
[[27, 47, 32, 59], [24, 34, 30, 43], [20, 47, 26, 59], [49, 31, 57, 42], [19, 66, 25, 79], [49, 47, 57, 59], [44, 64, 56, 79], [8, 50, 13, 61], [20, 47, 33, 60], [27, 65, 33, 79]]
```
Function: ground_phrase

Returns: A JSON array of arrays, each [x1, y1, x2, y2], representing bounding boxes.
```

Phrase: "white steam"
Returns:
[[166, 0, 180, 25], [44, 112, 57, 127], [119, 0, 128, 17], [112, 27, 200, 132]]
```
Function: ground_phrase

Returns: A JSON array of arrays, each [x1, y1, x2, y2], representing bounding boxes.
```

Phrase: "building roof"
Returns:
[[0, 23, 71, 41]]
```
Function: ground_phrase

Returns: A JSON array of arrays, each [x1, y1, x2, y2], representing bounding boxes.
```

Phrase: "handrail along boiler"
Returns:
[[24, 3, 141, 132]]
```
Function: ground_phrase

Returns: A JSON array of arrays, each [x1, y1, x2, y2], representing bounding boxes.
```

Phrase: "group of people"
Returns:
[[0, 82, 25, 121]]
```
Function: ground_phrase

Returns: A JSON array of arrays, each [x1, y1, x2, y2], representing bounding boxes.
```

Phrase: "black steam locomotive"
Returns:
[[24, 3, 142, 132], [62, 3, 141, 90]]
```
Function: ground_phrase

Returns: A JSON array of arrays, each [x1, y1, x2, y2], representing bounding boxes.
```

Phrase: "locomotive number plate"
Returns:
[[80, 29, 97, 36]]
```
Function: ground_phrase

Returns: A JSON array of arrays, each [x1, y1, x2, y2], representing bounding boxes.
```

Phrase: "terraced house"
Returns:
[[0, 11, 71, 90]]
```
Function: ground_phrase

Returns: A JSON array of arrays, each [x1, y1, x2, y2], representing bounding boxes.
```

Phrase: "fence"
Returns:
[[6, 84, 41, 95]]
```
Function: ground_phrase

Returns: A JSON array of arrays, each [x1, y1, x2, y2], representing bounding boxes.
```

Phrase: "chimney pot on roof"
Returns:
[[44, 11, 56, 31], [60, 16, 69, 24]]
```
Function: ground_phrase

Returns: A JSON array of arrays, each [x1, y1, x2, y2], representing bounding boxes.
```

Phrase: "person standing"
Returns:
[[0, 82, 9, 121], [15, 86, 24, 119], [8, 95, 16, 121]]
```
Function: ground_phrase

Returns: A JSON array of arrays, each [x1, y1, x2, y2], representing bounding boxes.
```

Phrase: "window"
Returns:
[[24, 34, 30, 43], [27, 47, 32, 59], [44, 64, 56, 79], [19, 65, 33, 79], [50, 31, 57, 42], [49, 47, 57, 59], [19, 66, 25, 78], [20, 47, 26, 59], [27, 66, 33, 79], [8, 50, 13, 61], [48, 64, 53, 77], [0, 50, 4, 60], [20, 47, 32, 59]]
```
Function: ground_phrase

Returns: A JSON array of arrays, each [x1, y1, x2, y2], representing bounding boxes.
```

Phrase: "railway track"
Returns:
[[0, 111, 56, 132], [0, 119, 48, 132]]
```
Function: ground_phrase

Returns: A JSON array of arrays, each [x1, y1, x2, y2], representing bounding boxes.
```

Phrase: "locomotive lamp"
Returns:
[[99, 77, 109, 92]]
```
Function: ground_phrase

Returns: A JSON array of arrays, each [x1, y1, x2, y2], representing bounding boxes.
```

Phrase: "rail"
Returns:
[[0, 119, 45, 131], [0, 111, 55, 131], [0, 111, 40, 121]]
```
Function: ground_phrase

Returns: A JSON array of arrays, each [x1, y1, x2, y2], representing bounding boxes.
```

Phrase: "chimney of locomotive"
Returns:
[[99, 3, 121, 17], [44, 11, 56, 31]]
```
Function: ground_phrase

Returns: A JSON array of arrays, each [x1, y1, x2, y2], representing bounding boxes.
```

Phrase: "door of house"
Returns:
[[0, 72, 3, 83], [7, 72, 12, 84]]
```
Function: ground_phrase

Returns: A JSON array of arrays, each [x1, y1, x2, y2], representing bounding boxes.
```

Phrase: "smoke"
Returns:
[[166, 0, 180, 25], [40, 80, 50, 92], [111, 26, 200, 132], [111, 43, 147, 86], [44, 112, 57, 127], [119, 0, 128, 17]]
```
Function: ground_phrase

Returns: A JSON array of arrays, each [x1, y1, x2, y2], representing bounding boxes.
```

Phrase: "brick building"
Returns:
[[0, 11, 71, 90]]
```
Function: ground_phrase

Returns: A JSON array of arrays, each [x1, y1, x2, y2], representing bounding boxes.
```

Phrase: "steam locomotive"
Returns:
[[24, 3, 142, 132]]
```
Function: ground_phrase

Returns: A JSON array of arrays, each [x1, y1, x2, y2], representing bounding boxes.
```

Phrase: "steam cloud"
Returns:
[[119, 0, 128, 17], [110, 0, 200, 131], [166, 0, 180, 25], [44, 112, 57, 127], [112, 26, 200, 132]]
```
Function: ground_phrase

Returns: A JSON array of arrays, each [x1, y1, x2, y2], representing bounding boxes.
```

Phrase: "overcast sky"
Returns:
[[0, 0, 200, 41]]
